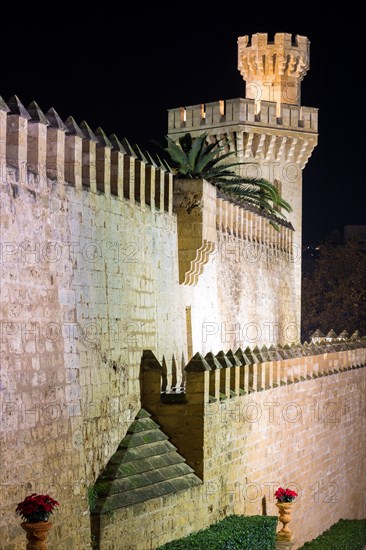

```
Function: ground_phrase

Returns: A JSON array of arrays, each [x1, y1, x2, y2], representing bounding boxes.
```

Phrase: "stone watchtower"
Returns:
[[168, 32, 318, 337], [238, 33, 310, 109]]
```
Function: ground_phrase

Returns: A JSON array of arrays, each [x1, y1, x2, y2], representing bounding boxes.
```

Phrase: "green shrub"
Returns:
[[298, 519, 366, 549], [158, 515, 277, 549]]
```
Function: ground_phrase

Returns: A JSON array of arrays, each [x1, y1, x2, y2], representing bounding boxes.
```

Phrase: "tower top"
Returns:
[[238, 33, 310, 107]]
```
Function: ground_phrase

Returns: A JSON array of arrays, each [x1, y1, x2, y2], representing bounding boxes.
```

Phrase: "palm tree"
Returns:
[[164, 132, 292, 229]]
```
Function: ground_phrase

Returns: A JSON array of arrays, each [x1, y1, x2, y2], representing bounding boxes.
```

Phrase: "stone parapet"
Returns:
[[0, 95, 173, 214]]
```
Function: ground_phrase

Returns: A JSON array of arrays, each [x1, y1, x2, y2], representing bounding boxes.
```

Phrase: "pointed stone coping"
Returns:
[[243, 346, 260, 364], [145, 150, 158, 168], [121, 137, 137, 158], [79, 120, 98, 142], [276, 344, 294, 360], [95, 127, 112, 148], [326, 329, 338, 339], [226, 349, 242, 367], [92, 409, 201, 513], [252, 345, 269, 363], [141, 349, 162, 371], [302, 342, 316, 357], [289, 343, 304, 358], [185, 352, 211, 372], [307, 342, 324, 356], [134, 143, 149, 163], [27, 101, 49, 125], [109, 134, 127, 153], [235, 348, 253, 366], [65, 116, 84, 137], [156, 153, 171, 172], [216, 350, 233, 368], [46, 108, 67, 130], [259, 345, 272, 361], [338, 330, 350, 339], [7, 95, 31, 118], [311, 329, 325, 339], [204, 351, 222, 370], [0, 96, 10, 113], [267, 345, 283, 361]]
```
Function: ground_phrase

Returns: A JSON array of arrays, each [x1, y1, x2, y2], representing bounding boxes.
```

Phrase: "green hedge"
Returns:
[[158, 515, 277, 549], [298, 519, 366, 549]]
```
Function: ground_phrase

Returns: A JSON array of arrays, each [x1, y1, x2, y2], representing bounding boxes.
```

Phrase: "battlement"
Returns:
[[0, 95, 173, 214], [245, 32, 309, 49], [168, 98, 318, 134], [238, 33, 310, 106], [141, 335, 366, 478], [142, 332, 366, 403]]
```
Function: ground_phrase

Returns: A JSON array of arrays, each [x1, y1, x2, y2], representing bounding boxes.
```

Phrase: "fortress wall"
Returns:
[[93, 347, 366, 549], [184, 230, 298, 354], [203, 366, 366, 549], [175, 179, 298, 353], [0, 97, 185, 547]]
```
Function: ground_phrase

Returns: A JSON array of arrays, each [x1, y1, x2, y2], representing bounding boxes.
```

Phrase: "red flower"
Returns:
[[16, 493, 59, 523], [274, 487, 298, 502]]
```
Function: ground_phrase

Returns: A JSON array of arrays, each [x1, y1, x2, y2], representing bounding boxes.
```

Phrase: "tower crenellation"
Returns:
[[168, 32, 318, 341], [168, 98, 318, 135], [238, 32, 310, 107]]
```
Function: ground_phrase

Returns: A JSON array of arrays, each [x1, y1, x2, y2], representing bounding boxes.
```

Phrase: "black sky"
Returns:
[[2, 10, 364, 244]]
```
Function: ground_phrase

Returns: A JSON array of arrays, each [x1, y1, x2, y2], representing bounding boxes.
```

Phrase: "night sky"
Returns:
[[2, 11, 364, 245]]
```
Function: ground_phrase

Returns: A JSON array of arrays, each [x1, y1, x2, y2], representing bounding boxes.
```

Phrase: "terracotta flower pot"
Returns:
[[276, 501, 294, 542], [21, 521, 52, 550]]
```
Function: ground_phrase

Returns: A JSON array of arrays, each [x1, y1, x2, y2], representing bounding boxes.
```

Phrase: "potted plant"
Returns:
[[274, 487, 298, 542], [16, 493, 59, 549]]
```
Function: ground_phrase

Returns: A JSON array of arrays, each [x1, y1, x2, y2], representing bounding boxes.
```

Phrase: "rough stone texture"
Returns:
[[238, 33, 310, 106], [183, 229, 299, 353], [168, 34, 319, 344], [174, 178, 298, 352], [96, 358, 366, 549], [2, 32, 359, 550], [0, 160, 184, 548]]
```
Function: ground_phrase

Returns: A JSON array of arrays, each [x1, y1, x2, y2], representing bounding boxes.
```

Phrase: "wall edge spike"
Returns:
[[95, 127, 113, 148], [145, 150, 159, 168], [134, 143, 149, 163], [79, 121, 98, 142], [46, 108, 67, 130], [204, 351, 223, 370], [216, 350, 233, 368], [65, 116, 85, 138], [121, 137, 137, 158], [109, 134, 127, 153], [185, 352, 211, 372], [26, 101, 49, 125], [0, 96, 10, 112], [141, 349, 162, 371], [7, 95, 31, 119]]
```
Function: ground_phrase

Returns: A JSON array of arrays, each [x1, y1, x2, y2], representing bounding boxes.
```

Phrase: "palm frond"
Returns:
[[179, 133, 193, 155], [188, 133, 207, 172], [163, 132, 293, 229], [165, 136, 188, 167]]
